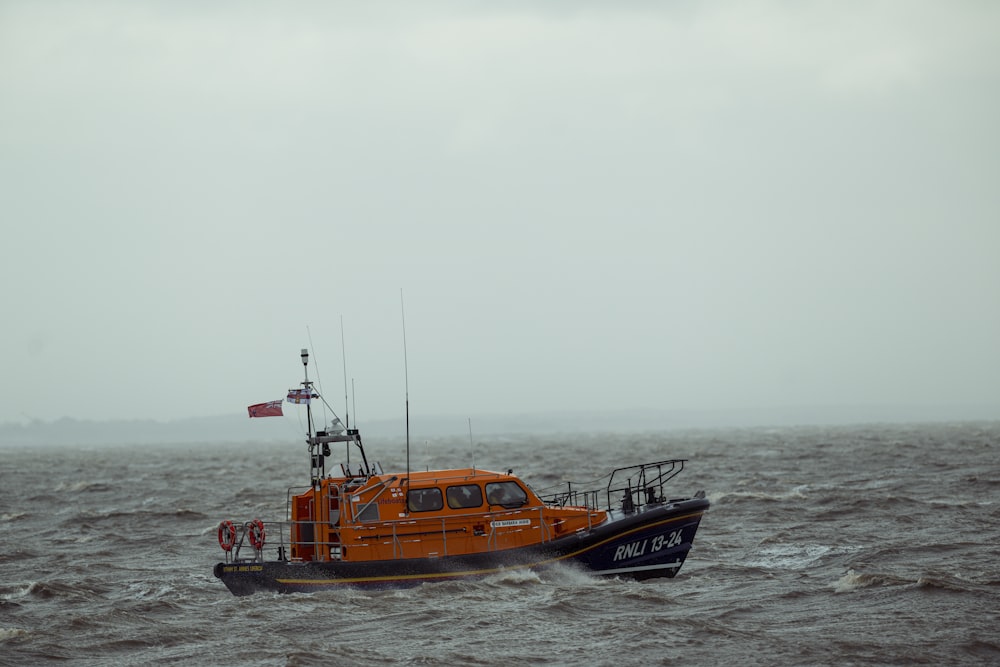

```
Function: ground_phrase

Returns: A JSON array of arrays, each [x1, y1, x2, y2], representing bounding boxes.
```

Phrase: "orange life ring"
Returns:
[[247, 519, 266, 550], [218, 520, 237, 552]]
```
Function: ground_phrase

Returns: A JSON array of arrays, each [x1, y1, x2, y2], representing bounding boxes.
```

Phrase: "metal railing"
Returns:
[[224, 504, 560, 564], [539, 459, 687, 515]]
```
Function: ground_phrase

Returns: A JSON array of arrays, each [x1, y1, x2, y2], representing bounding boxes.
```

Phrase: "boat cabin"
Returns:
[[288, 468, 607, 563]]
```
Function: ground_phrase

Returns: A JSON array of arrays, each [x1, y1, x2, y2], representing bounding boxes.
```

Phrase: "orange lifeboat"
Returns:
[[213, 350, 709, 595]]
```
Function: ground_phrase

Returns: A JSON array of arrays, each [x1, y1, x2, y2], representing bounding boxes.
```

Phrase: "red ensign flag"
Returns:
[[248, 400, 283, 418]]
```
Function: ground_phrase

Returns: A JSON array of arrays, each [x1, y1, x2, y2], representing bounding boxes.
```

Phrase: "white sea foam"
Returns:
[[834, 569, 868, 593], [833, 569, 910, 593], [0, 628, 28, 642], [744, 543, 859, 570], [1, 583, 37, 601]]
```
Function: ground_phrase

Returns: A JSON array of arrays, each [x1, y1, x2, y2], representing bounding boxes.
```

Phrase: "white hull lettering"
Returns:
[[613, 530, 683, 562], [491, 519, 532, 528]]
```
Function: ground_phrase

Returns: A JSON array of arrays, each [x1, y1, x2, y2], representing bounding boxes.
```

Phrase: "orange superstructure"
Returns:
[[287, 468, 607, 563]]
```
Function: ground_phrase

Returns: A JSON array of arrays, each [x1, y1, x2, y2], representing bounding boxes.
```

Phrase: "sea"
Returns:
[[2, 421, 998, 666]]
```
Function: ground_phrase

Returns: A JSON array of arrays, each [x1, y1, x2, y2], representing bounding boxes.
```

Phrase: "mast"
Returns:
[[296, 347, 370, 562], [301, 348, 322, 487], [300, 347, 370, 482], [302, 347, 311, 431], [301, 348, 324, 561]]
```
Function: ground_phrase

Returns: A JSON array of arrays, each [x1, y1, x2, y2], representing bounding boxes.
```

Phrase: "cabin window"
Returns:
[[446, 484, 483, 510], [407, 487, 443, 512], [356, 503, 379, 522], [485, 481, 528, 509]]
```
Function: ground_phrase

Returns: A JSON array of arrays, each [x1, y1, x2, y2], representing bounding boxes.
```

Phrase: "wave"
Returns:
[[960, 638, 1000, 661], [52, 480, 113, 493], [710, 488, 809, 504], [834, 569, 982, 594], [481, 568, 544, 588], [834, 569, 911, 592], [1, 578, 113, 604], [916, 574, 983, 593], [915, 575, 963, 592], [63, 507, 210, 527], [9, 581, 73, 600], [0, 628, 28, 642], [745, 543, 862, 570], [119, 581, 182, 604]]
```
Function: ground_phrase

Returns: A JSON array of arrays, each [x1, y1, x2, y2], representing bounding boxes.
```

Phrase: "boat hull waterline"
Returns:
[[214, 499, 708, 595]]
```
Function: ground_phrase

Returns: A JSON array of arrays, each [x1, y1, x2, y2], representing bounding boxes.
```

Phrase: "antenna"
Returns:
[[306, 327, 327, 426], [340, 317, 351, 466], [340, 316, 349, 430], [468, 417, 476, 473], [401, 289, 410, 491]]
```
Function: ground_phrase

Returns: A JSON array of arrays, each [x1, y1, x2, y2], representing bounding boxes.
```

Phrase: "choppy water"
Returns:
[[2, 422, 999, 666]]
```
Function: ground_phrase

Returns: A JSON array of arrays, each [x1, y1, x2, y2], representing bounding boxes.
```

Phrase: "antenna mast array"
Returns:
[[300, 348, 369, 489]]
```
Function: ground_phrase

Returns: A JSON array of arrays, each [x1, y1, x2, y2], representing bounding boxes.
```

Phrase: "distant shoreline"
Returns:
[[2, 405, 998, 447]]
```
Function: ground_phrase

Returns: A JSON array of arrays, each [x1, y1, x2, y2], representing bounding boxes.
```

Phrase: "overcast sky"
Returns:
[[2, 1, 998, 427]]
